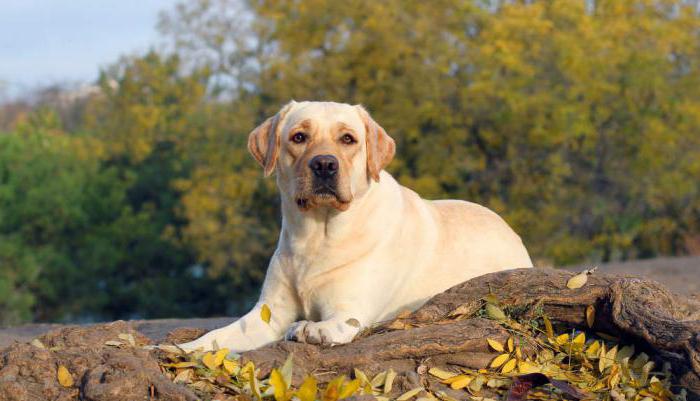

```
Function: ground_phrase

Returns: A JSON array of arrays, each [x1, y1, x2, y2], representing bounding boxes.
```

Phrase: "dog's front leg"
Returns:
[[178, 262, 299, 353]]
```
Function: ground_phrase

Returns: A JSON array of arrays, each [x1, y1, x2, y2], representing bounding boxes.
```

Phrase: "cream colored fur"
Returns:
[[179, 101, 532, 352]]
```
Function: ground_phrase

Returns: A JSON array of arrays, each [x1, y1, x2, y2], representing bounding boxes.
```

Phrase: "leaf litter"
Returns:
[[155, 298, 683, 401]]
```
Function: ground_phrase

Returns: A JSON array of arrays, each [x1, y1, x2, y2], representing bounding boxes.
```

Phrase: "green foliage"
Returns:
[[1, 0, 700, 323], [238, 0, 700, 264], [0, 107, 240, 324], [0, 120, 106, 323]]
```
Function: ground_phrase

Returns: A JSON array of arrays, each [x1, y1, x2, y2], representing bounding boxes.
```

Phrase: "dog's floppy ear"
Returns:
[[248, 101, 297, 176], [356, 105, 395, 182]]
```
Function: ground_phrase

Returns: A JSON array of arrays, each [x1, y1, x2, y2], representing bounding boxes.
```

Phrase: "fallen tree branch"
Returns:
[[0, 268, 697, 400], [239, 268, 700, 398]]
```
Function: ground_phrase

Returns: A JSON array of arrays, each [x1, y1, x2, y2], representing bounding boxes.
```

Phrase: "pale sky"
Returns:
[[0, 0, 178, 98]]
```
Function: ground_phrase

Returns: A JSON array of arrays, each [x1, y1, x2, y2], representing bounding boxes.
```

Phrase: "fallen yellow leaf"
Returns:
[[261, 304, 272, 324], [353, 368, 369, 385], [486, 338, 504, 352], [396, 387, 423, 400], [323, 375, 343, 401], [371, 370, 388, 387], [486, 377, 510, 389], [490, 353, 510, 368], [555, 333, 570, 345], [566, 272, 588, 289], [244, 361, 261, 399], [213, 348, 229, 367], [469, 375, 486, 393], [270, 369, 289, 401], [608, 364, 621, 388], [640, 361, 654, 387], [428, 367, 456, 380], [222, 359, 238, 375], [617, 345, 635, 362], [339, 378, 361, 398], [507, 336, 514, 353], [118, 333, 136, 346], [543, 315, 554, 339], [280, 354, 293, 385], [448, 375, 472, 390], [632, 352, 649, 370], [605, 345, 618, 365], [296, 376, 317, 401], [57, 365, 73, 387], [384, 369, 396, 394], [173, 368, 193, 384], [501, 358, 517, 374], [586, 341, 601, 358], [202, 352, 217, 370], [518, 361, 538, 373]]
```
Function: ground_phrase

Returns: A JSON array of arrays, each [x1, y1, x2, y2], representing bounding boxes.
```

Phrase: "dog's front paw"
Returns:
[[284, 319, 359, 346]]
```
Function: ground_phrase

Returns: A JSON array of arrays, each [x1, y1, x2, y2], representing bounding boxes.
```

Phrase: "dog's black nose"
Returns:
[[309, 155, 338, 179]]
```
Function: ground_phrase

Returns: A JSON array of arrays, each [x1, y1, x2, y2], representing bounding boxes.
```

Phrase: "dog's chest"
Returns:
[[288, 255, 327, 321], [282, 245, 341, 321], [281, 221, 376, 320]]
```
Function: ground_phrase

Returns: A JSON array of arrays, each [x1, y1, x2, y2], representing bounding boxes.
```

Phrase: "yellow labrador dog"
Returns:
[[180, 101, 532, 352]]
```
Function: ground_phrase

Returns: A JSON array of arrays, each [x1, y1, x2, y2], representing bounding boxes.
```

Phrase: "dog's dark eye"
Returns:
[[341, 133, 356, 145], [291, 132, 306, 144]]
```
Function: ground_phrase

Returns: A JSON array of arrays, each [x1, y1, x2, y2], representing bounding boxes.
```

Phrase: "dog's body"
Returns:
[[180, 101, 532, 352]]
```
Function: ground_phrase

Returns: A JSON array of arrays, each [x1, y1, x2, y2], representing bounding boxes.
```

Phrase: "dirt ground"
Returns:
[[1, 255, 698, 348]]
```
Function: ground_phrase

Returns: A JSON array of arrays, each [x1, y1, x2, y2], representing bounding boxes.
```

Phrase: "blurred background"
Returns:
[[1, 0, 699, 326]]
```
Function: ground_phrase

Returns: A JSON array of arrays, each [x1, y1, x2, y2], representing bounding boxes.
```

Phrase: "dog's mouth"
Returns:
[[295, 186, 352, 211], [313, 184, 338, 197]]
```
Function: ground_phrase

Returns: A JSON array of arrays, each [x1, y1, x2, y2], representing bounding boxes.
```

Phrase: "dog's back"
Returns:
[[371, 177, 532, 320]]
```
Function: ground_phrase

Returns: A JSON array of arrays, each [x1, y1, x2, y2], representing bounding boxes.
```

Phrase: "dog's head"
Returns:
[[248, 101, 395, 211]]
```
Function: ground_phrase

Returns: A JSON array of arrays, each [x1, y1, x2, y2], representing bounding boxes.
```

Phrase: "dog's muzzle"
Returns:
[[309, 154, 338, 194], [295, 154, 351, 211]]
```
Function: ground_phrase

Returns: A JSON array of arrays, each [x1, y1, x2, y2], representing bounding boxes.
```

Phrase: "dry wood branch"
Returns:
[[241, 268, 700, 398], [1, 268, 698, 400]]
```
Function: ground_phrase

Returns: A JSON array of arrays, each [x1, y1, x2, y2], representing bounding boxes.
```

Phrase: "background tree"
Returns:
[[161, 0, 700, 267], [1, 0, 699, 324]]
